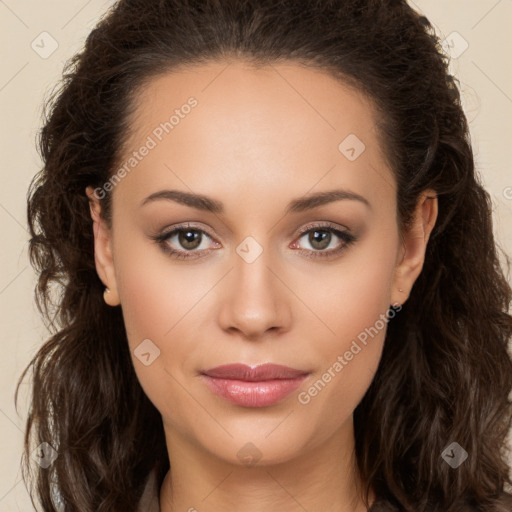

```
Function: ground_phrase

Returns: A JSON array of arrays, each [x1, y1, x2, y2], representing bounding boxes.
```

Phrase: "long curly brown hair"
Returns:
[[16, 0, 512, 510]]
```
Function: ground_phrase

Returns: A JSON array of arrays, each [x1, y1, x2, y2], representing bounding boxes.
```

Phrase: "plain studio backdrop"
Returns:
[[0, 0, 511, 509]]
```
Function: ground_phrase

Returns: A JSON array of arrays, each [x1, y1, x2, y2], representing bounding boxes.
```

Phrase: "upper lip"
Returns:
[[201, 363, 309, 381]]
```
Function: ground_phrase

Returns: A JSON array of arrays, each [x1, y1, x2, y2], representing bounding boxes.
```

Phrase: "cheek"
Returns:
[[314, 231, 398, 346], [113, 247, 202, 422], [113, 230, 208, 344], [115, 259, 172, 346], [294, 230, 398, 424], [295, 293, 391, 442], [112, 232, 219, 404]]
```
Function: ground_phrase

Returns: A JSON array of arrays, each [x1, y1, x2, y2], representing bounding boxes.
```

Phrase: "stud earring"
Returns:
[[103, 286, 113, 305], [103, 286, 120, 306]]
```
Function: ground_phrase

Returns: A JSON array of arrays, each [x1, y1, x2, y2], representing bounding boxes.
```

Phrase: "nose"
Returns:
[[217, 245, 292, 341]]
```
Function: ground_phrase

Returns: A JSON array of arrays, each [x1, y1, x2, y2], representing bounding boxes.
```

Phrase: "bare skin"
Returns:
[[86, 59, 437, 512]]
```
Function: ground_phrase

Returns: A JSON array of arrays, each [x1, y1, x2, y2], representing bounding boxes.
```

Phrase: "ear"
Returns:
[[85, 186, 120, 306], [391, 189, 438, 306]]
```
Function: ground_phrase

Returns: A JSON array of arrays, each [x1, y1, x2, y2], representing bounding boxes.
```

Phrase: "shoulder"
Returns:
[[368, 492, 512, 511], [136, 469, 160, 512]]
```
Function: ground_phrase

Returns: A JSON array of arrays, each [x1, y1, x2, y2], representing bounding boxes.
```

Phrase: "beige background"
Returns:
[[1, 0, 511, 509]]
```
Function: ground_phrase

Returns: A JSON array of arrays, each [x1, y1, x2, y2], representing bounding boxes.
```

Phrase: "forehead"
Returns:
[[113, 60, 395, 212], [128, 59, 382, 147]]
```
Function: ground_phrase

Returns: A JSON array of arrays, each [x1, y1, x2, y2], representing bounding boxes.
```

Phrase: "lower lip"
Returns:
[[201, 375, 308, 407]]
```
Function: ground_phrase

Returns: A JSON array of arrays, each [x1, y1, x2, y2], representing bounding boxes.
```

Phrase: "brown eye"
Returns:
[[177, 229, 203, 250], [151, 224, 219, 260], [307, 230, 332, 251], [293, 223, 357, 260]]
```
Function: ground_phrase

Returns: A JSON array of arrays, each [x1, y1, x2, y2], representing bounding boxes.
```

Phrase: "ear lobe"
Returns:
[[391, 189, 438, 306], [85, 186, 120, 306]]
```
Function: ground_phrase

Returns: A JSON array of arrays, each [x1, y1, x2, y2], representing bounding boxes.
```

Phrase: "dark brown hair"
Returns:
[[17, 0, 512, 510]]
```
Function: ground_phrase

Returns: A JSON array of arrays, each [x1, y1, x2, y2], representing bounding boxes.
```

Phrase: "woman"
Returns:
[[16, 0, 512, 511]]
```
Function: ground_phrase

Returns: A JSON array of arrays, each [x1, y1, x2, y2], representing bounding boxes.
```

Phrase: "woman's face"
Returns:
[[87, 60, 435, 468]]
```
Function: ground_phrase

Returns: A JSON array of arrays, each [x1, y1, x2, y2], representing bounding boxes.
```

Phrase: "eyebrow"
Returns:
[[140, 188, 371, 214]]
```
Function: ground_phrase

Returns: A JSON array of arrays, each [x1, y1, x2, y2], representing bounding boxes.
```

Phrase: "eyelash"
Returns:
[[150, 222, 357, 261]]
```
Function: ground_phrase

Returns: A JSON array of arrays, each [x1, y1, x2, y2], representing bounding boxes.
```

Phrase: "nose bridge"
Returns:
[[217, 232, 290, 338]]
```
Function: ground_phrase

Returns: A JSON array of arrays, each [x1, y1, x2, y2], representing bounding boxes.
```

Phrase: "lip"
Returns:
[[202, 363, 309, 381], [200, 363, 310, 407]]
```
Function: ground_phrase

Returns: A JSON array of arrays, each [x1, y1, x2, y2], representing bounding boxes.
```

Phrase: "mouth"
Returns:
[[200, 363, 310, 407]]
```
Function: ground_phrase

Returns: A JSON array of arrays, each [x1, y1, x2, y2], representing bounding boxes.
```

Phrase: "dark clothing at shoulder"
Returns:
[[368, 492, 512, 512]]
